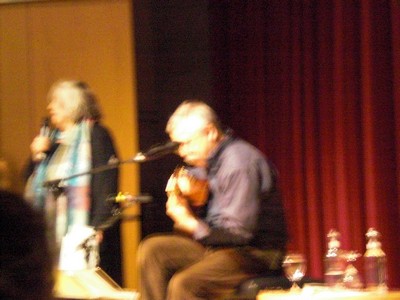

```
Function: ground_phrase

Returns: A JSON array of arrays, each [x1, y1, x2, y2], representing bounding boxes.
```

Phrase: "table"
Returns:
[[54, 268, 139, 300], [257, 289, 400, 300]]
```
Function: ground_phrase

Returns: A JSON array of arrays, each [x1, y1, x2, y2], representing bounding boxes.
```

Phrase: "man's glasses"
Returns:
[[174, 128, 208, 149]]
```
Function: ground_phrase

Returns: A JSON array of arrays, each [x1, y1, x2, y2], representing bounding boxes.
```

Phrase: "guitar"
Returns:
[[165, 166, 209, 207]]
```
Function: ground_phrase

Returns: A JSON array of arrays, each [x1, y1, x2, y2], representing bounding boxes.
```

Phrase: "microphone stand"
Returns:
[[78, 195, 144, 251], [42, 140, 180, 189], [42, 146, 165, 274], [42, 150, 159, 189], [42, 151, 154, 249], [42, 143, 173, 247]]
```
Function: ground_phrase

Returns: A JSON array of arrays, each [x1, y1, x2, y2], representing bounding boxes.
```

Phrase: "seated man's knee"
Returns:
[[138, 237, 155, 255], [168, 271, 200, 297], [137, 236, 162, 266]]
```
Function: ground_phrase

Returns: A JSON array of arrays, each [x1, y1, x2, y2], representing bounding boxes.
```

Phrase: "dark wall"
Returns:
[[133, 0, 213, 237]]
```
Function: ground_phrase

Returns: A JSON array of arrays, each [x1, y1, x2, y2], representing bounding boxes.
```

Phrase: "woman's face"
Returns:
[[47, 87, 76, 131]]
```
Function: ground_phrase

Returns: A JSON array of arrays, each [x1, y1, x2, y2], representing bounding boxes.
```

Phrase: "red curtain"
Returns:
[[210, 0, 400, 288]]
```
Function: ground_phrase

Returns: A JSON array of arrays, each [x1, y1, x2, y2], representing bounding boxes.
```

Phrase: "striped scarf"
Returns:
[[26, 120, 92, 245]]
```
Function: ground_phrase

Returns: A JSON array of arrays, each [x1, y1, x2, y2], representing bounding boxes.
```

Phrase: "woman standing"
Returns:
[[25, 80, 122, 285]]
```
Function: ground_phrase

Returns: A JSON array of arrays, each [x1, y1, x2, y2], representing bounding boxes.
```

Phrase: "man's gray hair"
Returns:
[[166, 100, 221, 134]]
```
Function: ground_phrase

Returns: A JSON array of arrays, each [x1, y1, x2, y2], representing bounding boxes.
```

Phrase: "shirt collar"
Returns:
[[207, 128, 235, 168]]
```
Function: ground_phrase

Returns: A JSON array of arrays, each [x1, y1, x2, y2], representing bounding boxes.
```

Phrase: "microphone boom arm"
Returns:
[[43, 156, 121, 188], [42, 141, 179, 188]]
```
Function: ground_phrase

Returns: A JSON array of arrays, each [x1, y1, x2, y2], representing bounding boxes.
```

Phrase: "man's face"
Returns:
[[170, 116, 215, 167]]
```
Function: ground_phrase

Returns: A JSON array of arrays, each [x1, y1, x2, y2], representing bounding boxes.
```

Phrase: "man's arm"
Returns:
[[184, 160, 271, 247]]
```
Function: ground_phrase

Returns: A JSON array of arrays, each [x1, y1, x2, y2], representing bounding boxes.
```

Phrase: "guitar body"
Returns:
[[165, 166, 209, 207]]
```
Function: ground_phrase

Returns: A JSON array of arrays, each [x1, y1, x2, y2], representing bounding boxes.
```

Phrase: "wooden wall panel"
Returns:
[[0, 4, 34, 191], [0, 0, 140, 289]]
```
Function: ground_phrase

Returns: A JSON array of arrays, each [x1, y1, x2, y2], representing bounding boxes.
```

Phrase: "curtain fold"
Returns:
[[210, 0, 400, 287]]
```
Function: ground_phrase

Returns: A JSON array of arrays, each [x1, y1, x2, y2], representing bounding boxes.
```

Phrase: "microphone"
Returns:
[[39, 117, 50, 137], [107, 192, 153, 204], [132, 141, 180, 162], [34, 117, 51, 161]]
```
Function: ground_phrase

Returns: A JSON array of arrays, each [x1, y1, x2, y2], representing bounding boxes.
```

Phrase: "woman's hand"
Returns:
[[30, 136, 51, 161]]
